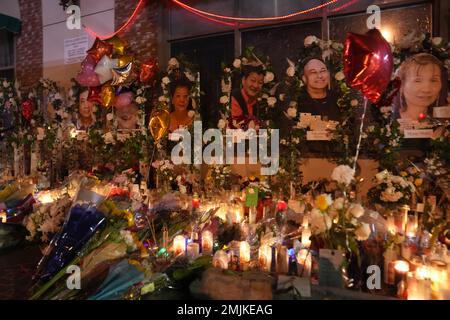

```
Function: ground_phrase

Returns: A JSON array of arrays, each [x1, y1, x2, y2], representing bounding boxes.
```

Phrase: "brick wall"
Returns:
[[114, 0, 159, 62], [16, 0, 43, 92]]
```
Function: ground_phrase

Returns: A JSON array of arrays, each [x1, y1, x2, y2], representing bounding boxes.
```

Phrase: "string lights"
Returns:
[[83, 0, 145, 39], [171, 0, 338, 22]]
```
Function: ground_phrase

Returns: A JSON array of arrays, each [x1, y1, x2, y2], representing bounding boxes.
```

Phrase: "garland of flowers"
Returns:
[[364, 33, 450, 171], [281, 36, 361, 166], [218, 46, 278, 131], [362, 79, 404, 171], [157, 56, 201, 119]]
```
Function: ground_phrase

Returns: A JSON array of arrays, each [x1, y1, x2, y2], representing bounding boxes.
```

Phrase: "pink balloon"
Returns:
[[75, 54, 101, 87], [113, 92, 133, 109]]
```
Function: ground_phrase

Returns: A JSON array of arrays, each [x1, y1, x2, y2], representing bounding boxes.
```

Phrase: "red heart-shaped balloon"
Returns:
[[344, 29, 393, 103]]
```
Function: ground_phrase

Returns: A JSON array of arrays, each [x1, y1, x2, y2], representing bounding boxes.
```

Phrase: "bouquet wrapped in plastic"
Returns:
[[35, 177, 111, 282]]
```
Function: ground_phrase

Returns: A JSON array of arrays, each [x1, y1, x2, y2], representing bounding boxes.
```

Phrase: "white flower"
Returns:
[[219, 95, 229, 104], [355, 223, 371, 241], [432, 37, 443, 46], [286, 66, 296, 77], [162, 77, 171, 85], [168, 57, 179, 68], [348, 203, 365, 218], [264, 72, 274, 83], [322, 49, 333, 60], [376, 170, 389, 182], [218, 119, 227, 129], [335, 71, 345, 81], [280, 139, 287, 145], [286, 107, 297, 118], [332, 42, 343, 50], [332, 197, 345, 210], [233, 59, 242, 69], [103, 132, 115, 144], [187, 110, 195, 118], [267, 97, 277, 107], [3, 80, 9, 88], [367, 125, 375, 133], [136, 96, 147, 104], [106, 113, 114, 121], [380, 187, 403, 202], [158, 96, 168, 102], [304, 35, 318, 47], [331, 165, 355, 186], [279, 94, 285, 101], [310, 208, 332, 235], [350, 99, 358, 107]]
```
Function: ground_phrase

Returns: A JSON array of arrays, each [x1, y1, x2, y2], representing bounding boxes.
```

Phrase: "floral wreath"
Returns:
[[157, 56, 201, 122], [218, 47, 278, 131], [364, 33, 450, 170], [280, 36, 361, 166]]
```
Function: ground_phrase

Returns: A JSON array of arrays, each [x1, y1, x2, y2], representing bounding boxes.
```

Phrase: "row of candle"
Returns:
[[211, 241, 312, 277], [392, 259, 450, 300], [172, 230, 214, 259]]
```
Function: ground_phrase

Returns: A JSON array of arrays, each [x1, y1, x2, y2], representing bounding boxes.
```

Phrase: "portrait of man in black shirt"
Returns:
[[299, 57, 340, 121]]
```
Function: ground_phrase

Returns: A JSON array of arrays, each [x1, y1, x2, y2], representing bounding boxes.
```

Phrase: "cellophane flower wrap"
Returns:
[[38, 177, 111, 281]]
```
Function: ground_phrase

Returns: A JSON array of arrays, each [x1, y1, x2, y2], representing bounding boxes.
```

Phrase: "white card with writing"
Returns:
[[433, 106, 450, 118], [403, 129, 433, 139], [307, 130, 331, 141]]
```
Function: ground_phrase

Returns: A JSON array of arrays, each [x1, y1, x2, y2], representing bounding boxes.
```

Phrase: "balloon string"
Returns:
[[353, 98, 368, 171]]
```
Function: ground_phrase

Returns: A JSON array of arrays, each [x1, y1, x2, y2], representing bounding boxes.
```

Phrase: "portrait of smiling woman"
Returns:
[[395, 53, 447, 120], [169, 78, 195, 133]]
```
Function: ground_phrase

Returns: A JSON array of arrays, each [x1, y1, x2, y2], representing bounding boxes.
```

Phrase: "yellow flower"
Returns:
[[400, 171, 408, 177], [414, 178, 423, 187], [315, 194, 332, 211]]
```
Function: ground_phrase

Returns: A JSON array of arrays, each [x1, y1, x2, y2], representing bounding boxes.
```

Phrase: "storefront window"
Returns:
[[329, 3, 432, 43], [0, 29, 15, 79]]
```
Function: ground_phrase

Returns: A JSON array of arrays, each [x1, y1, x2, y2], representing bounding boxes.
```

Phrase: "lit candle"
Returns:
[[213, 250, 229, 269], [302, 214, 309, 228], [240, 241, 251, 269], [201, 230, 213, 255], [276, 246, 289, 274], [173, 235, 186, 256], [386, 215, 396, 235], [394, 260, 410, 288], [395, 205, 409, 234], [258, 245, 272, 272], [405, 215, 418, 238], [301, 227, 312, 248], [192, 197, 201, 209], [384, 248, 397, 284], [187, 242, 200, 261], [297, 249, 312, 277], [0, 211, 6, 223]]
